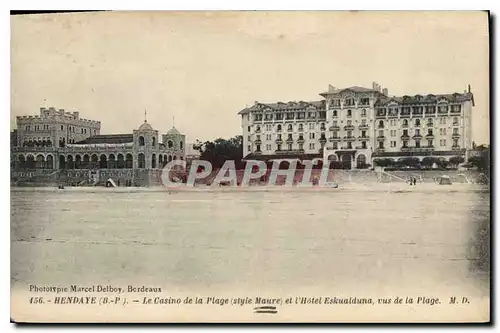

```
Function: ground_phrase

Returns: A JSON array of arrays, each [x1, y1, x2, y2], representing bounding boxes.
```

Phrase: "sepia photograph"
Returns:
[[10, 10, 490, 323]]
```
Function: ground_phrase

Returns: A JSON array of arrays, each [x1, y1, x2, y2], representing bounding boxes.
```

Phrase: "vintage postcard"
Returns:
[[10, 11, 490, 323]]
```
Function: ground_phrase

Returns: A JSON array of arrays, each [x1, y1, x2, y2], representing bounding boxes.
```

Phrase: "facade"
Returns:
[[11, 107, 186, 186], [239, 82, 474, 169]]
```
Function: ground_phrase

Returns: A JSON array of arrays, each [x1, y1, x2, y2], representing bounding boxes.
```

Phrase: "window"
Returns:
[[361, 109, 367, 117], [320, 123, 326, 130], [309, 133, 315, 139], [298, 124, 303, 131], [333, 120, 338, 126], [298, 112, 305, 119], [139, 136, 145, 146], [248, 135, 251, 141], [427, 140, 433, 147], [347, 142, 353, 149], [427, 119, 433, 127], [332, 110, 338, 117], [308, 111, 316, 119], [256, 125, 261, 132], [415, 119, 421, 127], [378, 142, 384, 149], [287, 134, 292, 140], [276, 144, 281, 151], [61, 125, 64, 130], [288, 124, 293, 131], [332, 142, 338, 149], [332, 131, 338, 138], [453, 117, 459, 125], [415, 129, 420, 135], [390, 141, 396, 148], [309, 143, 315, 150], [440, 128, 446, 135], [266, 124, 271, 131], [347, 131, 352, 137], [428, 129, 433, 136], [286, 113, 295, 120], [277, 124, 282, 132], [287, 143, 292, 150], [347, 110, 352, 117], [453, 128, 458, 134], [167, 140, 173, 148], [266, 144, 272, 151], [248, 126, 251, 132], [275, 113, 284, 120], [402, 140, 408, 148], [439, 118, 446, 125], [256, 144, 261, 151], [378, 130, 384, 137], [415, 140, 421, 148], [361, 130, 366, 137], [361, 119, 367, 125], [361, 142, 367, 149], [277, 134, 282, 140], [453, 139, 459, 146], [440, 139, 446, 147], [266, 134, 271, 140], [345, 97, 355, 106], [152, 137, 156, 146], [331, 99, 341, 107], [360, 98, 370, 106], [402, 119, 408, 127], [403, 129, 409, 136], [378, 120, 384, 128], [347, 120, 352, 126], [309, 123, 315, 130], [390, 130, 396, 137]]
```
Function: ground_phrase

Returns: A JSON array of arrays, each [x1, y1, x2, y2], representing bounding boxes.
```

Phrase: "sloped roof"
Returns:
[[243, 152, 322, 161], [75, 134, 133, 144], [319, 86, 377, 96], [238, 100, 326, 115], [166, 126, 181, 135], [374, 92, 474, 106]]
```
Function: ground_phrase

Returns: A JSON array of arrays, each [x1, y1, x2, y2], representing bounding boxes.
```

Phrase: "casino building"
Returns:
[[11, 107, 186, 186], [239, 82, 474, 169]]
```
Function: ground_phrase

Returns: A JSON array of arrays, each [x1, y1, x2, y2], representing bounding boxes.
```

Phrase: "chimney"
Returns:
[[73, 111, 79, 120], [382, 88, 388, 96], [328, 84, 336, 92], [372, 81, 377, 90]]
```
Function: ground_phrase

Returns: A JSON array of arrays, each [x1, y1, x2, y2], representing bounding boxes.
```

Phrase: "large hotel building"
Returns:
[[239, 82, 474, 169]]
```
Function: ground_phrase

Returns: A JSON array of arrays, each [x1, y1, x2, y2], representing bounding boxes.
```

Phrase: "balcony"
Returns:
[[426, 134, 435, 139], [451, 145, 462, 151], [358, 136, 370, 141], [276, 128, 282, 133], [254, 139, 262, 145], [255, 129, 261, 133], [401, 146, 410, 152], [412, 134, 422, 140], [358, 124, 369, 130], [297, 137, 305, 143], [329, 136, 341, 142], [402, 123, 409, 128], [375, 148, 385, 152], [253, 150, 262, 155], [319, 137, 327, 143], [376, 136, 386, 141], [275, 149, 305, 155], [452, 133, 461, 139], [426, 123, 434, 127], [329, 125, 340, 131], [275, 138, 283, 144], [401, 134, 410, 140], [286, 138, 294, 144], [344, 136, 356, 142], [344, 125, 354, 131]]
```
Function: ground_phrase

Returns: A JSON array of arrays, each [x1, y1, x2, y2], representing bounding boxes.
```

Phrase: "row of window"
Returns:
[[377, 117, 459, 128], [381, 127, 459, 137], [376, 105, 462, 117], [387, 139, 459, 148], [253, 111, 327, 121], [24, 124, 97, 135], [329, 97, 371, 108], [251, 123, 327, 133], [136, 136, 183, 149]]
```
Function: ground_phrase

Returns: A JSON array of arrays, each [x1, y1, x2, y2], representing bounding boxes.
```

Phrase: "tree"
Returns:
[[193, 135, 244, 169], [449, 156, 465, 167], [399, 157, 420, 168], [421, 157, 438, 168]]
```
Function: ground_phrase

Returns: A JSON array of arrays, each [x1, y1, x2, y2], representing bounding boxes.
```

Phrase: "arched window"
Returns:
[[91, 154, 98, 168], [46, 155, 53, 169], [138, 153, 145, 169], [125, 153, 133, 169], [152, 154, 156, 168], [256, 125, 261, 132], [287, 124, 293, 131], [298, 124, 303, 131], [453, 117, 459, 125], [403, 119, 408, 126], [361, 109, 367, 117], [415, 119, 421, 127], [332, 110, 337, 117], [108, 154, 116, 169], [277, 124, 282, 131], [35, 154, 45, 169], [356, 154, 367, 169], [58, 155, 65, 170], [117, 154, 125, 169], [138, 136, 145, 146], [167, 140, 174, 149], [347, 110, 352, 117], [75, 155, 82, 169], [99, 154, 107, 169], [180, 141, 183, 150], [66, 155, 74, 169], [83, 154, 90, 168], [378, 120, 384, 128], [152, 137, 156, 146], [17, 155, 26, 169]]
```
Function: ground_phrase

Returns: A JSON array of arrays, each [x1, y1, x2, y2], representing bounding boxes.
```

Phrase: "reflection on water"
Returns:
[[11, 187, 490, 295]]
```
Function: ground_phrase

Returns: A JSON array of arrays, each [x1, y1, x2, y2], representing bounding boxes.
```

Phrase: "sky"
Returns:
[[10, 11, 490, 144]]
